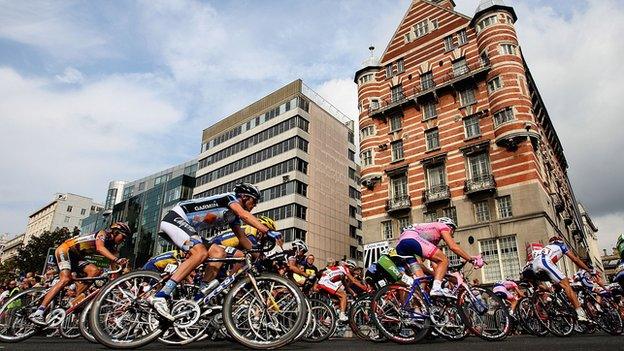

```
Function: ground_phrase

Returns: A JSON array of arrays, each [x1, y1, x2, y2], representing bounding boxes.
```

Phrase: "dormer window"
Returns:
[[477, 15, 498, 32], [414, 20, 430, 38]]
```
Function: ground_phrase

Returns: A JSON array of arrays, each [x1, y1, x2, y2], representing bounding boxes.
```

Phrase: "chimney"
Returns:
[[603, 248, 607, 256]]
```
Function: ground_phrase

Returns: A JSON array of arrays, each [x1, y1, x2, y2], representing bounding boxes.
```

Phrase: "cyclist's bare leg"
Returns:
[[336, 289, 347, 312], [558, 278, 580, 308], [40, 269, 72, 309], [202, 245, 226, 282], [429, 250, 449, 282], [74, 264, 100, 296], [169, 243, 210, 283]]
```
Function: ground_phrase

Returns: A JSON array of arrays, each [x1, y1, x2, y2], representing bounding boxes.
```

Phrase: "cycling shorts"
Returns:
[[55, 245, 90, 272], [395, 237, 438, 260], [317, 281, 344, 295], [160, 205, 208, 251], [531, 256, 565, 284]]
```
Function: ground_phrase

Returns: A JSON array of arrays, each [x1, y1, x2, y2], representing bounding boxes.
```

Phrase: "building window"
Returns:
[[431, 19, 439, 29], [67, 205, 73, 212], [282, 228, 307, 242], [443, 207, 458, 226], [348, 149, 355, 161], [371, 99, 380, 110], [481, 51, 490, 66], [391, 140, 404, 162], [442, 246, 462, 266], [487, 76, 502, 93], [493, 107, 515, 127], [459, 87, 476, 107], [424, 211, 437, 222], [390, 176, 408, 199], [80, 208, 86, 215], [389, 115, 402, 132], [358, 73, 373, 85], [475, 200, 491, 222], [382, 221, 394, 240], [349, 186, 361, 200], [457, 29, 468, 46], [477, 15, 498, 32], [421, 71, 434, 90], [468, 153, 491, 179], [361, 149, 373, 166], [138, 182, 145, 191], [404, 32, 412, 43], [414, 20, 429, 37], [444, 35, 455, 51], [391, 84, 404, 102], [426, 164, 446, 189], [64, 216, 70, 223], [349, 205, 357, 218], [360, 125, 375, 139], [398, 216, 411, 232], [350, 225, 357, 238], [497, 195, 513, 218], [453, 58, 469, 77], [425, 128, 440, 151], [422, 101, 437, 120], [464, 115, 481, 138], [500, 44, 517, 55], [397, 58, 405, 73], [479, 236, 520, 283], [385, 64, 393, 78]]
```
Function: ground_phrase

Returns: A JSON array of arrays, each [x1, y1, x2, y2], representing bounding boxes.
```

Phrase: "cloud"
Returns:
[[0, 1, 112, 60], [0, 67, 184, 233], [55, 67, 84, 84], [593, 212, 624, 252], [314, 78, 359, 121]]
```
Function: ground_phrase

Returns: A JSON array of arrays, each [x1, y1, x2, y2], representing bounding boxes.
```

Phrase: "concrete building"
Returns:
[[602, 249, 620, 282], [111, 160, 197, 267], [104, 181, 127, 211], [25, 193, 103, 243], [354, 0, 590, 282], [194, 79, 362, 263], [1, 234, 25, 263]]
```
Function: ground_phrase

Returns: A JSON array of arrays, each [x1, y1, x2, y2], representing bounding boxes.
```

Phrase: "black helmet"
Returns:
[[110, 222, 132, 236], [234, 183, 262, 200]]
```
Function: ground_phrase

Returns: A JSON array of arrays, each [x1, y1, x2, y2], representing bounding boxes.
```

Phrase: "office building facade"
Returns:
[[194, 79, 362, 263]]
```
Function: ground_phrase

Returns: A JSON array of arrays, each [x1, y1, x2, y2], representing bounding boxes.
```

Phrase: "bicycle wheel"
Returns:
[[293, 298, 313, 342], [89, 270, 164, 348], [348, 295, 385, 342], [536, 292, 574, 337], [79, 300, 97, 343], [59, 310, 80, 338], [0, 287, 46, 342], [303, 298, 336, 342], [430, 299, 468, 341], [457, 287, 511, 341], [596, 299, 623, 335], [515, 297, 548, 336], [222, 273, 307, 349], [370, 284, 431, 344]]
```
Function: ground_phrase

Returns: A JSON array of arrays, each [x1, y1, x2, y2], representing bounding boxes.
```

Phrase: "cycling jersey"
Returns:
[[317, 266, 348, 294], [210, 226, 260, 248], [531, 243, 569, 283], [395, 222, 451, 260], [55, 230, 117, 271], [143, 250, 184, 272], [493, 280, 519, 301], [160, 193, 242, 251]]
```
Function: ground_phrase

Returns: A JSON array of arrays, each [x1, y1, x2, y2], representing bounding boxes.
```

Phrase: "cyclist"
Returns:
[[493, 278, 524, 311], [530, 236, 593, 322], [143, 249, 186, 272], [284, 240, 312, 280], [151, 183, 280, 321], [395, 217, 484, 297], [29, 222, 131, 325], [317, 259, 369, 321]]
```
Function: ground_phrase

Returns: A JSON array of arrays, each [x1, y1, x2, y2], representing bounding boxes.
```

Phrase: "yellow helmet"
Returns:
[[258, 216, 277, 231], [387, 248, 399, 257]]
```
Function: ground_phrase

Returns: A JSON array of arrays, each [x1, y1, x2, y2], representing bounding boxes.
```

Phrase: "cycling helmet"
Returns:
[[344, 259, 357, 269], [110, 222, 132, 236], [549, 236, 564, 244], [437, 217, 457, 229], [234, 183, 262, 200], [291, 239, 308, 253], [387, 248, 399, 257], [257, 216, 276, 231]]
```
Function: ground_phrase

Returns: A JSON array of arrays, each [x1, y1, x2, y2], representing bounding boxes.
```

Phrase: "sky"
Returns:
[[0, 0, 623, 251]]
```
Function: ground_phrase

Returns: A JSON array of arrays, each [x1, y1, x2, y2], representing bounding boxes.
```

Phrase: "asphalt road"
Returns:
[[1, 334, 622, 351]]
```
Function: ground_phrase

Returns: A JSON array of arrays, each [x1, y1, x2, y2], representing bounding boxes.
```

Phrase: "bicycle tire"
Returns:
[[89, 270, 165, 349], [457, 287, 511, 341], [222, 273, 306, 349], [303, 298, 336, 343], [79, 300, 97, 343], [0, 287, 46, 343], [59, 311, 81, 339], [370, 284, 431, 344], [348, 295, 385, 342]]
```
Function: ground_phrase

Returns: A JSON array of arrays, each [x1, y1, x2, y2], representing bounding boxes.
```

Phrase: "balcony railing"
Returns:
[[464, 174, 496, 195], [453, 65, 470, 77], [386, 195, 411, 214], [423, 184, 451, 204], [551, 195, 564, 213], [421, 79, 435, 91]]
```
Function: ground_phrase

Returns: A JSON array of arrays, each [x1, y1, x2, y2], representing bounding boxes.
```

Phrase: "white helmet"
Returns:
[[291, 239, 308, 253], [437, 217, 457, 229], [343, 259, 357, 269]]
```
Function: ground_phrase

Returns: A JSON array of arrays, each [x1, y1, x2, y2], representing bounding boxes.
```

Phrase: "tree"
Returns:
[[14, 227, 77, 274]]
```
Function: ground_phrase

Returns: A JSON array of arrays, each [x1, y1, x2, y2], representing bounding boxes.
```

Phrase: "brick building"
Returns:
[[354, 0, 591, 282]]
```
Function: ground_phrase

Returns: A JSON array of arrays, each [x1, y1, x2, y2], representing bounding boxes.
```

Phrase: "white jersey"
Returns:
[[318, 266, 348, 286], [537, 243, 569, 264]]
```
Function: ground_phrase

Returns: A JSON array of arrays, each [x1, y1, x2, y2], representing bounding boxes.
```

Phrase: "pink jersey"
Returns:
[[399, 222, 450, 246], [494, 280, 518, 290]]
